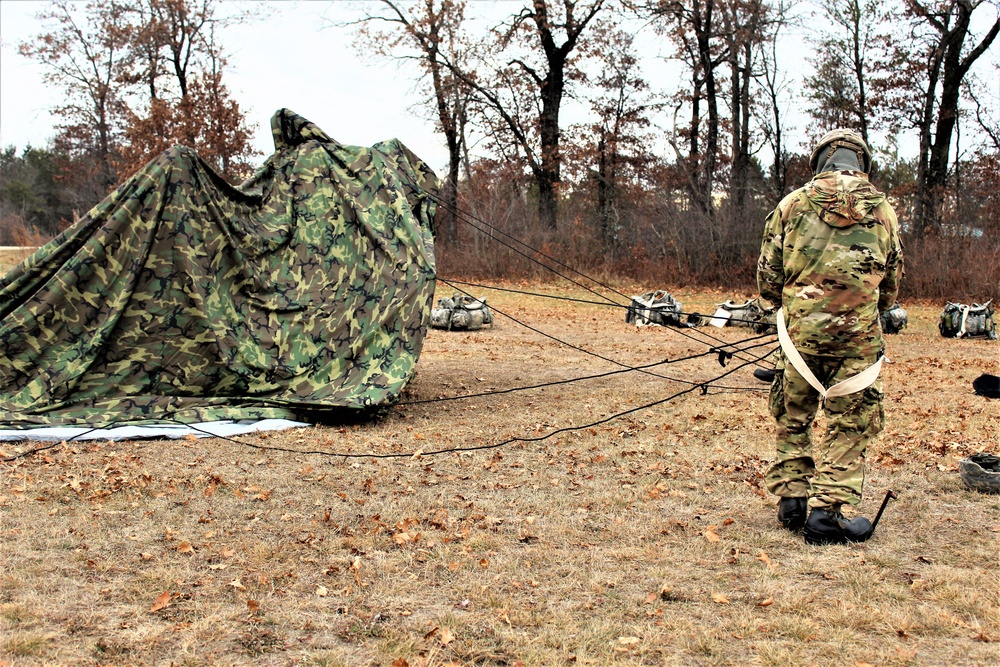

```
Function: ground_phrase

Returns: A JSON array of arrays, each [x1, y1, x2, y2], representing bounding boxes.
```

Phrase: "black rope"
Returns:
[[1, 338, 775, 464], [163, 345, 776, 460], [427, 193, 768, 343], [1, 423, 123, 462], [398, 341, 774, 406], [432, 195, 774, 366], [438, 278, 772, 392], [430, 193, 629, 305], [435, 207, 625, 307], [444, 278, 774, 328]]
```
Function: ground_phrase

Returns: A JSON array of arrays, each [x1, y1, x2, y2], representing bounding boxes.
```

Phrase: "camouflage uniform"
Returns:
[[758, 167, 903, 509]]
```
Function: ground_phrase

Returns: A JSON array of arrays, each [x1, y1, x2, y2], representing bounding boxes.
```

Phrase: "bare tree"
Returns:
[[803, 0, 886, 145], [645, 0, 725, 216], [757, 0, 796, 199], [720, 0, 777, 214], [571, 24, 662, 249], [873, 0, 1000, 235], [20, 0, 136, 193], [441, 0, 607, 229], [344, 0, 471, 242]]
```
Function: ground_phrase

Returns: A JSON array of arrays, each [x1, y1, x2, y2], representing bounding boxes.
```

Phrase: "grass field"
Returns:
[[0, 247, 36, 276], [1, 279, 998, 666]]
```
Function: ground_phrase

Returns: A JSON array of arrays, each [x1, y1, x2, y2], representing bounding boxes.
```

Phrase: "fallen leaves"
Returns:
[[643, 584, 674, 604], [393, 530, 421, 546], [149, 591, 170, 612], [757, 549, 777, 570], [423, 626, 456, 647], [615, 636, 641, 652], [711, 592, 730, 604]]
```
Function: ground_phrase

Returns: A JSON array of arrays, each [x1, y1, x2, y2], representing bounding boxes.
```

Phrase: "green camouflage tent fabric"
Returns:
[[0, 109, 438, 427]]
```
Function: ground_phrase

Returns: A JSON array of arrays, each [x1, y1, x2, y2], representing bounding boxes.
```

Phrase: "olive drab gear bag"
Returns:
[[626, 291, 700, 328], [938, 301, 997, 339], [710, 298, 776, 333], [959, 453, 1000, 494], [879, 303, 908, 334], [430, 292, 494, 331]]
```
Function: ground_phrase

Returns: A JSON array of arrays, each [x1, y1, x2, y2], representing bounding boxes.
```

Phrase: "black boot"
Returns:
[[777, 497, 808, 531], [803, 507, 874, 545]]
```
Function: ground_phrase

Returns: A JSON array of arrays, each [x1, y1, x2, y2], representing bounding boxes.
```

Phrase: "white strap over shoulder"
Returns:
[[776, 308, 883, 405]]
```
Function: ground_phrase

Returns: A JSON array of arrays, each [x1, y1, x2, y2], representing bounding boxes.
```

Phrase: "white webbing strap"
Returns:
[[776, 308, 883, 405], [957, 304, 970, 338]]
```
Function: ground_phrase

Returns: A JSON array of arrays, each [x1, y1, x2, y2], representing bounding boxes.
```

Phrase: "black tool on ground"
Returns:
[[973, 374, 1000, 398], [754, 368, 776, 383], [869, 489, 898, 534]]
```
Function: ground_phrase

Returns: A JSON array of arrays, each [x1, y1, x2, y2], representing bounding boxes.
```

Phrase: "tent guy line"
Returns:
[[442, 278, 775, 328], [2, 343, 775, 463], [431, 194, 775, 368], [426, 193, 629, 307], [437, 277, 775, 391]]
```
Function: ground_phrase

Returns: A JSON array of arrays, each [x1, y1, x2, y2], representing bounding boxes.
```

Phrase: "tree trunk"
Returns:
[[537, 61, 563, 230], [910, 0, 1000, 235]]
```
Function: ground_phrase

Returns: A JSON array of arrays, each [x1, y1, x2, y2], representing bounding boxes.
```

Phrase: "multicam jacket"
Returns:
[[757, 170, 903, 359]]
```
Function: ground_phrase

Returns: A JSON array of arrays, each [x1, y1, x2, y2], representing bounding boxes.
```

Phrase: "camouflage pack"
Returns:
[[939, 301, 997, 339], [711, 298, 776, 333], [626, 291, 699, 328], [430, 292, 494, 331], [879, 303, 908, 334]]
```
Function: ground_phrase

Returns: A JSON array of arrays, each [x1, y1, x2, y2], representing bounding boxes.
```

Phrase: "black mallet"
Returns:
[[869, 489, 898, 535]]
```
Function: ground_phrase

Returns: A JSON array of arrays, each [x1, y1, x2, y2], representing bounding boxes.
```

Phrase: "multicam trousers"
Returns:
[[764, 352, 885, 509]]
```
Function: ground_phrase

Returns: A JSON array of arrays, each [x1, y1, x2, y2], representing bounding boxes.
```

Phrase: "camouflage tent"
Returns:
[[0, 110, 438, 427]]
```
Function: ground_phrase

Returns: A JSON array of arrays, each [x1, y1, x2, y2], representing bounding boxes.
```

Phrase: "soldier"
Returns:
[[757, 129, 903, 545]]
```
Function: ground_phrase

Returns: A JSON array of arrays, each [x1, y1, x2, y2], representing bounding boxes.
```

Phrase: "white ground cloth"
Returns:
[[0, 419, 309, 442]]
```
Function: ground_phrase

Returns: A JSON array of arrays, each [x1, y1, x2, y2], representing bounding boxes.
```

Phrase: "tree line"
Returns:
[[2, 0, 998, 299], [1, 0, 257, 246]]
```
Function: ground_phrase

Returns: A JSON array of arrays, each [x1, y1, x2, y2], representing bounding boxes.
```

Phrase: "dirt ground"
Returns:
[[1, 281, 998, 666]]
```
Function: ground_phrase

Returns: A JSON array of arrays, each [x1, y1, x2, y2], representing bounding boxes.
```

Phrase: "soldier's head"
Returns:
[[810, 129, 871, 175]]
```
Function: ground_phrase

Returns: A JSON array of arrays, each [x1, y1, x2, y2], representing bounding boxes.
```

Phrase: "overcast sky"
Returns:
[[1, 1, 997, 174]]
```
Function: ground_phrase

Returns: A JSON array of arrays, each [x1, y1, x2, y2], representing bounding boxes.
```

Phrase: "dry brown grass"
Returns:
[[0, 246, 36, 276], [1, 283, 998, 667]]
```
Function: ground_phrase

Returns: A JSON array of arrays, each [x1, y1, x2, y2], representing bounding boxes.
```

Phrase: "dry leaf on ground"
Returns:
[[149, 591, 170, 612]]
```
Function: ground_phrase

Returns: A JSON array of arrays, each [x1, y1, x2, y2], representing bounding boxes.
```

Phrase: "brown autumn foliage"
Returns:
[[17, 0, 257, 209], [116, 72, 256, 180]]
